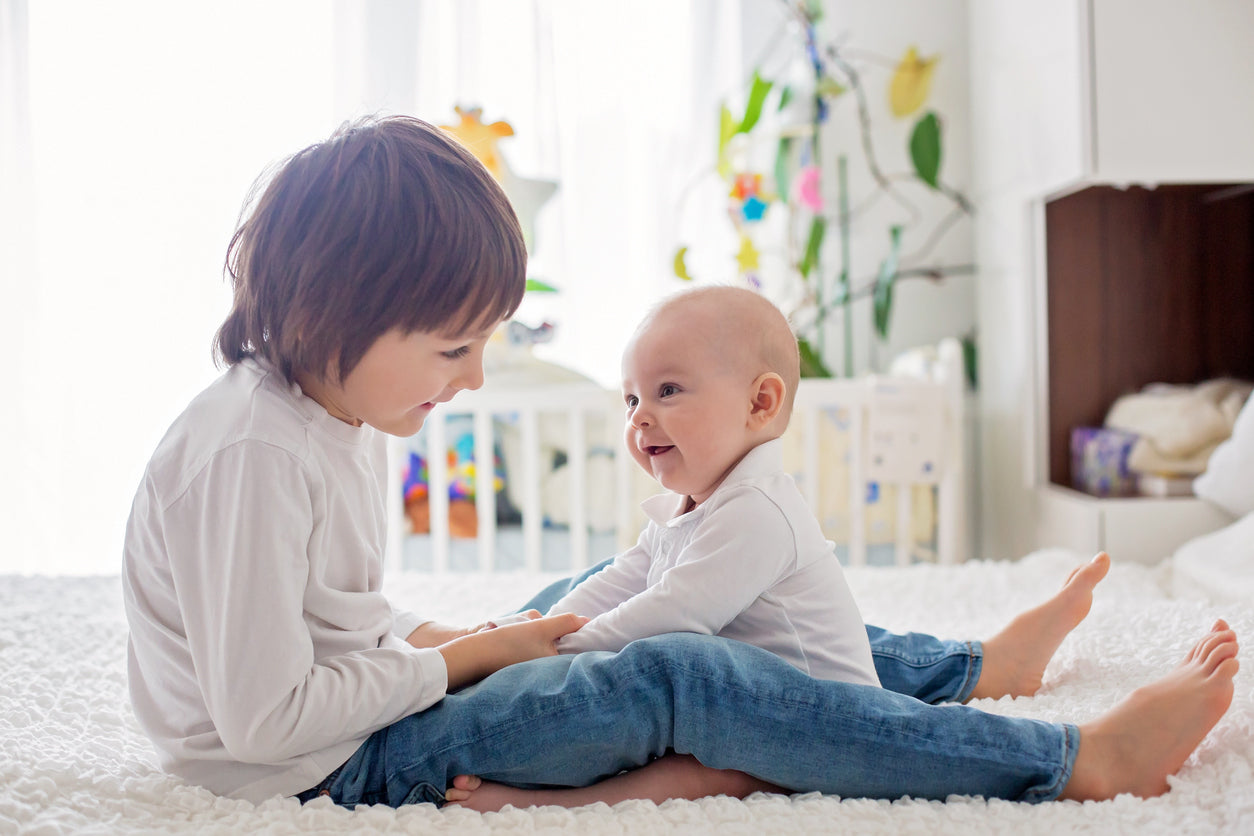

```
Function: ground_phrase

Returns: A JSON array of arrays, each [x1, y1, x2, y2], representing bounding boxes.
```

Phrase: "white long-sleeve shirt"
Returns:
[[549, 439, 879, 687], [122, 357, 446, 803]]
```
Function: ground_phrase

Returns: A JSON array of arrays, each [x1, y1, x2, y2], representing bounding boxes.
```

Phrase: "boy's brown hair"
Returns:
[[215, 115, 527, 383]]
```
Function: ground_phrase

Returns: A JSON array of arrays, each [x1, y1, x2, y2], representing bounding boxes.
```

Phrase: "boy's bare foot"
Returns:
[[968, 552, 1110, 701], [1060, 620, 1239, 800], [444, 754, 783, 812]]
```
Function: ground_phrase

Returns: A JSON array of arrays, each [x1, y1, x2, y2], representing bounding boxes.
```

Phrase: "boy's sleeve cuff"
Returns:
[[391, 608, 425, 641]]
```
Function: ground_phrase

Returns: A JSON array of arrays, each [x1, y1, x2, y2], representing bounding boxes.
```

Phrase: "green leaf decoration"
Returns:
[[673, 246, 694, 281], [873, 225, 903, 340], [777, 85, 793, 112], [797, 336, 833, 378], [909, 111, 942, 189], [773, 136, 793, 201], [817, 77, 847, 99], [717, 104, 737, 179], [739, 70, 773, 134], [799, 216, 827, 279], [962, 333, 978, 389], [525, 278, 559, 293]]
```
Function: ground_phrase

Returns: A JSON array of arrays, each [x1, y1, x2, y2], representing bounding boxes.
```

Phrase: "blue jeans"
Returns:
[[301, 562, 1076, 806], [521, 560, 985, 705]]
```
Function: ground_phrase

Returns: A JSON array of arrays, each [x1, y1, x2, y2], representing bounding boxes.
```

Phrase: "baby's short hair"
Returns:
[[648, 285, 801, 419], [215, 115, 527, 383]]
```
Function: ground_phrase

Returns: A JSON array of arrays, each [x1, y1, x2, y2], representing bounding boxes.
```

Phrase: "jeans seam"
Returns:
[[954, 640, 983, 703]]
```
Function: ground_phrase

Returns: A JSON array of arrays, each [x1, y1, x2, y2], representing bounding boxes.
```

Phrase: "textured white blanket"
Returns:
[[3, 549, 1251, 834]]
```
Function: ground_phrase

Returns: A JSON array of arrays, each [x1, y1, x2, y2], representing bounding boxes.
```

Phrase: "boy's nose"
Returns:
[[455, 359, 485, 392], [630, 410, 651, 429]]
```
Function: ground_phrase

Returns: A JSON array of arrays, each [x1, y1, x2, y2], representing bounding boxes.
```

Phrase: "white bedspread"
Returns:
[[3, 549, 1251, 834]]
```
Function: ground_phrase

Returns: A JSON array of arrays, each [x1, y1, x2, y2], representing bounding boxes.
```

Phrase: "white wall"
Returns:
[[814, 0, 975, 376]]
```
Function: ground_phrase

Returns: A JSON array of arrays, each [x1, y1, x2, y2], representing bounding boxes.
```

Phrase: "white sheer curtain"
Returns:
[[2, 1, 342, 574], [0, 0, 759, 574], [1, 0, 40, 569], [399, 0, 761, 386]]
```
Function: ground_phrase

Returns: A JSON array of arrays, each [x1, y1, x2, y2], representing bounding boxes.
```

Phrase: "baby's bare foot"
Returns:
[[969, 552, 1110, 700], [1061, 620, 1238, 800]]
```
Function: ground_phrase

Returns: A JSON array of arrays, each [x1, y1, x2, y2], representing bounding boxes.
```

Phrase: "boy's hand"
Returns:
[[438, 612, 589, 690], [406, 620, 485, 648], [407, 610, 544, 649]]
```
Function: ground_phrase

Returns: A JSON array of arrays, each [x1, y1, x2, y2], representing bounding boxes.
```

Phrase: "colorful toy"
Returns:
[[401, 434, 506, 537]]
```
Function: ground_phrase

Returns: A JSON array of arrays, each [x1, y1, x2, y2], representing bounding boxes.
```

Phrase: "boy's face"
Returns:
[[300, 323, 497, 437], [621, 310, 759, 508]]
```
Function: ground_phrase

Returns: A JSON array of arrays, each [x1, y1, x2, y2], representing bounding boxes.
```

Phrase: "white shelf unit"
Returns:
[[968, 0, 1254, 564]]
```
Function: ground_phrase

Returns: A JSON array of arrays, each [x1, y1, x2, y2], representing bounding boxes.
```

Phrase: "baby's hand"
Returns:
[[439, 612, 588, 689], [489, 613, 588, 664], [477, 610, 543, 631]]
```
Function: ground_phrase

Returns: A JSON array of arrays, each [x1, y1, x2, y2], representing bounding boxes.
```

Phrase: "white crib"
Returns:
[[387, 339, 967, 574]]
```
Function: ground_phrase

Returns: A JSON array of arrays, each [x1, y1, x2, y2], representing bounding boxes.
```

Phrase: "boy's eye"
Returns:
[[624, 394, 638, 409], [659, 384, 679, 397], [442, 346, 471, 360]]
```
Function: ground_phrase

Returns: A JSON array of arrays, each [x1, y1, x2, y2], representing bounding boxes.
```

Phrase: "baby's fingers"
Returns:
[[538, 612, 589, 640]]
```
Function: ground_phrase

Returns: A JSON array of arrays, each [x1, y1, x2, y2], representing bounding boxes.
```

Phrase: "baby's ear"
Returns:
[[749, 373, 786, 428]]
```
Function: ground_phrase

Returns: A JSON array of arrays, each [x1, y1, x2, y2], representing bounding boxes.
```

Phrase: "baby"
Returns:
[[543, 285, 879, 686], [447, 286, 1240, 812]]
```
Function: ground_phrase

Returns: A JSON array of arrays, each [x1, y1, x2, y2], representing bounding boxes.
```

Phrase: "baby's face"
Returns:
[[620, 313, 759, 507]]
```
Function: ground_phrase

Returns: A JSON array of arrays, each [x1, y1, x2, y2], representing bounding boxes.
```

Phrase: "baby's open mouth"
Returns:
[[645, 445, 674, 456]]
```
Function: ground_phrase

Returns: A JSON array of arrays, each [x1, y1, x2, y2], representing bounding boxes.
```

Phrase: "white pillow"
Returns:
[[1170, 511, 1254, 604], [1194, 392, 1254, 517]]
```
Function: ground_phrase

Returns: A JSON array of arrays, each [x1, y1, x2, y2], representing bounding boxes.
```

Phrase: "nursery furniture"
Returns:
[[968, 0, 1254, 563], [388, 339, 968, 574]]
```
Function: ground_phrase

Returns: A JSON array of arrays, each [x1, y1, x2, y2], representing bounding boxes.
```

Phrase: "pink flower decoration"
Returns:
[[794, 165, 822, 212]]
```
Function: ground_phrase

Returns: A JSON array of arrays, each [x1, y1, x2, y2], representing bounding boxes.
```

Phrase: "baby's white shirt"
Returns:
[[549, 439, 880, 687], [122, 358, 447, 803]]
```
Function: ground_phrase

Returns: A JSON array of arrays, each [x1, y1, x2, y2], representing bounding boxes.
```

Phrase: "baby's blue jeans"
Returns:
[[301, 560, 1077, 806]]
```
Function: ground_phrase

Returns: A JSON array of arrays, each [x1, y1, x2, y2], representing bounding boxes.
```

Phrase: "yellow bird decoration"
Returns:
[[889, 47, 939, 118], [735, 234, 760, 274], [439, 105, 515, 181]]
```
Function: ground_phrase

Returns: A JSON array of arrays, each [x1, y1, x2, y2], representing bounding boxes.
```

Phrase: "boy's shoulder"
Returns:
[[145, 359, 315, 496]]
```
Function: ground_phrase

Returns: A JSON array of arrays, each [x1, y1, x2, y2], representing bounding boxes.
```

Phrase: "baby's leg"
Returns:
[[1061, 619, 1239, 800], [968, 551, 1110, 700], [445, 753, 783, 813]]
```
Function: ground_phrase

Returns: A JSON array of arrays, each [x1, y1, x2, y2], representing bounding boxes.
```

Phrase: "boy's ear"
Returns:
[[748, 373, 786, 428]]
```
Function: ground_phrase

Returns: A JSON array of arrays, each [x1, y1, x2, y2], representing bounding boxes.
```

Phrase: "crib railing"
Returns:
[[387, 382, 626, 574], [387, 339, 966, 573]]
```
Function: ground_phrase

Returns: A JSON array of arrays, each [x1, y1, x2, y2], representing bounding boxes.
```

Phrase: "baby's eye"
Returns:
[[442, 346, 471, 360], [659, 384, 679, 397], [624, 394, 639, 409]]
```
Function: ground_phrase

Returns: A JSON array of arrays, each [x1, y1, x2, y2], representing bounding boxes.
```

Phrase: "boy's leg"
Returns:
[[521, 557, 982, 703], [317, 623, 1236, 810], [522, 553, 1111, 706], [323, 634, 1078, 807], [445, 754, 783, 812]]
